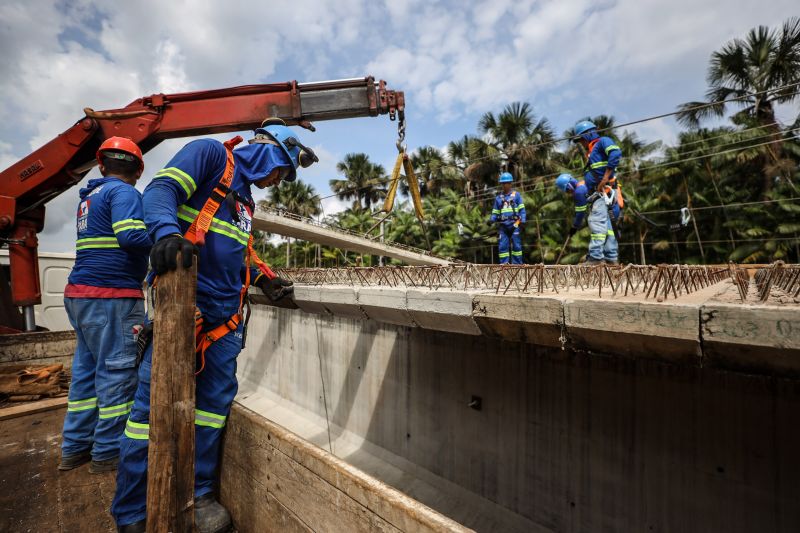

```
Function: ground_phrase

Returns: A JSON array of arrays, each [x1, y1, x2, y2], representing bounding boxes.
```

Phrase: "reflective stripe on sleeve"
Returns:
[[177, 205, 249, 246], [155, 167, 198, 197], [575, 206, 587, 212], [590, 161, 608, 170], [112, 219, 147, 234], [605, 144, 621, 154]]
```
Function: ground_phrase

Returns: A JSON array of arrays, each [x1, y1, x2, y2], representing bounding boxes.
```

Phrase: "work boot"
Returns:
[[195, 493, 232, 533], [117, 520, 145, 533], [583, 258, 603, 265], [605, 259, 620, 265], [89, 456, 119, 474], [58, 450, 91, 471]]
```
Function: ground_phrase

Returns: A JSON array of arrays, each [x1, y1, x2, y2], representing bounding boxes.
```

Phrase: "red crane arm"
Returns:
[[0, 76, 404, 331]]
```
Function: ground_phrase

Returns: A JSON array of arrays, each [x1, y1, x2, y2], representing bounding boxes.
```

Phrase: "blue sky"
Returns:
[[1, 0, 798, 252]]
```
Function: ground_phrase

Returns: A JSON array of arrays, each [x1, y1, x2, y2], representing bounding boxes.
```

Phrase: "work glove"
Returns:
[[150, 234, 197, 275], [569, 226, 578, 237], [255, 275, 294, 302]]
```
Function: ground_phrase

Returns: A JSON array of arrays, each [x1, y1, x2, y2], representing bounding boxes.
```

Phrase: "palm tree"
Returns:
[[258, 179, 320, 267], [677, 17, 800, 128], [330, 153, 387, 210]]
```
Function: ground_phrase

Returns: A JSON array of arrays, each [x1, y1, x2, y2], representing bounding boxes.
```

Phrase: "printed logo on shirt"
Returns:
[[235, 202, 252, 234], [87, 185, 105, 197], [77, 200, 90, 232]]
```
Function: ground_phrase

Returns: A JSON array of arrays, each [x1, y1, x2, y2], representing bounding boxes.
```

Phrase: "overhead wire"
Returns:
[[312, 83, 800, 205]]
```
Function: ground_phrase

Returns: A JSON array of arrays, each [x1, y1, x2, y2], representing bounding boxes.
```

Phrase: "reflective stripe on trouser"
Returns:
[[498, 224, 523, 265], [112, 311, 242, 527], [587, 198, 618, 262], [62, 297, 143, 460]]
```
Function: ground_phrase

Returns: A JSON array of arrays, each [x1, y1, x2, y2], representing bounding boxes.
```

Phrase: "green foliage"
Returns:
[[252, 19, 800, 267]]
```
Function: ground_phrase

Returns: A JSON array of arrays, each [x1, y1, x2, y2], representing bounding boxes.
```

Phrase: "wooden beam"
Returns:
[[147, 255, 197, 533], [0, 396, 67, 421]]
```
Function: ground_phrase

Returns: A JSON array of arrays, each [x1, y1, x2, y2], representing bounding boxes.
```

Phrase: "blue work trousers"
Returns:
[[587, 198, 619, 262], [498, 223, 523, 264], [111, 309, 242, 527], [62, 297, 144, 460]]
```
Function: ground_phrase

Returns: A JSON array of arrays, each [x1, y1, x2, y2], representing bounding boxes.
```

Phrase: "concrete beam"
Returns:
[[252, 210, 450, 266]]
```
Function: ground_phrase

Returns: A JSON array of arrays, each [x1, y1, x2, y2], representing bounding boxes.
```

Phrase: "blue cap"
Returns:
[[555, 173, 574, 192], [499, 172, 514, 183]]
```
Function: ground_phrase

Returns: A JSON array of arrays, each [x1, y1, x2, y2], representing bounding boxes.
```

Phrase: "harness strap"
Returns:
[[182, 135, 276, 374]]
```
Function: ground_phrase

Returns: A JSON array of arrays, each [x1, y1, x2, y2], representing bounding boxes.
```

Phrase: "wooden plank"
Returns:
[[224, 418, 401, 533], [147, 255, 197, 533], [0, 395, 67, 421], [226, 404, 472, 532], [220, 450, 313, 533]]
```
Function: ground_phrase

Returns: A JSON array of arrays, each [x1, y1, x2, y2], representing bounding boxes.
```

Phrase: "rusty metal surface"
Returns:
[[277, 264, 732, 300]]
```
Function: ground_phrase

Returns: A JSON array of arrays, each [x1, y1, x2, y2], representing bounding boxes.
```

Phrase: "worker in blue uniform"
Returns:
[[572, 120, 623, 264], [489, 172, 526, 264], [59, 137, 152, 474], [112, 120, 308, 533]]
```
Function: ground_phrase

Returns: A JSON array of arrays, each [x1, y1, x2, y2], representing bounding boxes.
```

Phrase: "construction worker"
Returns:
[[59, 137, 151, 474], [572, 120, 623, 264], [489, 172, 526, 264], [112, 120, 307, 533]]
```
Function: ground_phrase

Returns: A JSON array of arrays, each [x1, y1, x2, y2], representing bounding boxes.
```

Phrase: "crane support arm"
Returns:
[[0, 76, 404, 330]]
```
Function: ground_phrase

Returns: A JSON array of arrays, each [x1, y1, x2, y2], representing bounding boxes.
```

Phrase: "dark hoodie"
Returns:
[[66, 177, 152, 297]]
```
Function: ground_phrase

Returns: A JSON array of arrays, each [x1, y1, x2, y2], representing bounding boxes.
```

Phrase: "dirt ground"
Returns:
[[0, 408, 115, 533]]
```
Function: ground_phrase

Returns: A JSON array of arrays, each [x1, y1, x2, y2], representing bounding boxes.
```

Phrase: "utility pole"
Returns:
[[379, 219, 385, 267], [147, 252, 197, 533]]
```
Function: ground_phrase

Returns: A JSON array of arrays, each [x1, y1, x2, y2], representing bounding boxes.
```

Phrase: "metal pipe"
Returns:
[[23, 305, 35, 332]]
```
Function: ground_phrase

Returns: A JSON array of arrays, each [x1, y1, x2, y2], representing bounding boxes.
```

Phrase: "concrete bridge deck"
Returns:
[[252, 207, 451, 266]]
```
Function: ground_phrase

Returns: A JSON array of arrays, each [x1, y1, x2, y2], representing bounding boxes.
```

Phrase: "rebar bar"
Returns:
[[276, 264, 733, 300], [754, 261, 800, 302]]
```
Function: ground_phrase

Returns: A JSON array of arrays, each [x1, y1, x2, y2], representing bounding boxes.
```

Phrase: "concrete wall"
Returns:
[[237, 304, 800, 533]]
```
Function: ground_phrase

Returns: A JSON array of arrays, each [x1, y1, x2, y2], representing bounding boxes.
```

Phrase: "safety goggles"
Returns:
[[101, 151, 137, 162]]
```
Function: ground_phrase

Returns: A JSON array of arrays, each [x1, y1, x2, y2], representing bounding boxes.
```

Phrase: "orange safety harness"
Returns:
[[185, 135, 276, 374], [585, 140, 624, 209]]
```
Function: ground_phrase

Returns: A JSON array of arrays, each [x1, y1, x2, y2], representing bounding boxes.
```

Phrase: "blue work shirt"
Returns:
[[143, 139, 289, 317], [489, 190, 527, 228], [66, 177, 152, 295], [583, 136, 622, 191]]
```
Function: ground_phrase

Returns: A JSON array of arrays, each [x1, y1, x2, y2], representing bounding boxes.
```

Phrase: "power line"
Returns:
[[313, 83, 800, 205]]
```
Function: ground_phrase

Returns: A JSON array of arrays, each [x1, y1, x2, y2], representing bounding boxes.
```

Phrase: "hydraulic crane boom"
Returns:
[[0, 76, 405, 332]]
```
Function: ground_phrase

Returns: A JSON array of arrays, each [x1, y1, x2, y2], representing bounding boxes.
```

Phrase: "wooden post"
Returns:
[[147, 254, 196, 533]]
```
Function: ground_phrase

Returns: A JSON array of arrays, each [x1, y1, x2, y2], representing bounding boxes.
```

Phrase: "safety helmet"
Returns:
[[96, 136, 144, 170], [573, 120, 597, 136], [498, 172, 514, 183], [250, 118, 318, 182], [555, 173, 574, 192]]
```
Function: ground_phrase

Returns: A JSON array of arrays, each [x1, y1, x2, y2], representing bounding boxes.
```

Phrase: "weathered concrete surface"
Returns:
[[252, 210, 450, 266], [238, 304, 800, 533], [563, 299, 701, 364], [0, 330, 76, 368], [701, 303, 800, 375], [404, 290, 481, 336], [272, 281, 800, 377], [471, 294, 563, 347]]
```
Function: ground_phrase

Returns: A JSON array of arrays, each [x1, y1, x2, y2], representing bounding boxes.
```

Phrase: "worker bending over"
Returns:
[[489, 172, 526, 264], [59, 138, 152, 473], [572, 120, 623, 264], [112, 120, 305, 533]]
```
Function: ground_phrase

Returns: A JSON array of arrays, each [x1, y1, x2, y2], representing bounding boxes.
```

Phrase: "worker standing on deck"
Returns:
[[489, 172, 526, 264], [112, 120, 304, 533], [572, 120, 623, 264], [59, 138, 151, 474]]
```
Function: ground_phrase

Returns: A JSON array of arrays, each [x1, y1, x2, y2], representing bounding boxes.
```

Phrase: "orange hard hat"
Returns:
[[96, 136, 144, 170]]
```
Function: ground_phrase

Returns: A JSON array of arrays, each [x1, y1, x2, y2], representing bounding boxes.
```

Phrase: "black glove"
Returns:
[[150, 234, 197, 275], [255, 275, 294, 302], [569, 226, 578, 237]]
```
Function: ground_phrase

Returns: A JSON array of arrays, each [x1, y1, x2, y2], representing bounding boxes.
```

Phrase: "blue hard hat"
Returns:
[[574, 120, 597, 136], [555, 173, 574, 192], [499, 172, 514, 183], [252, 119, 319, 182]]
